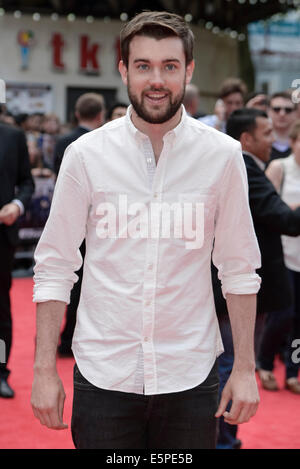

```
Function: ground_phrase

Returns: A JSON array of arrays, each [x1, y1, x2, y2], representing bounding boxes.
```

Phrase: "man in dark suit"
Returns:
[[54, 93, 105, 356], [213, 108, 300, 449], [0, 111, 34, 397], [54, 93, 105, 176]]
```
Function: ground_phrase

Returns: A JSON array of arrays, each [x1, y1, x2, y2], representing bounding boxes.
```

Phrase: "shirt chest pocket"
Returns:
[[155, 192, 216, 289]]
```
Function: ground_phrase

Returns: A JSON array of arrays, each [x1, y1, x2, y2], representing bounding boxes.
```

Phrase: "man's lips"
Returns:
[[143, 91, 169, 103]]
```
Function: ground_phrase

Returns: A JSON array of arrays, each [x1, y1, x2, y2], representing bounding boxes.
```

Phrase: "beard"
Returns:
[[127, 78, 185, 125]]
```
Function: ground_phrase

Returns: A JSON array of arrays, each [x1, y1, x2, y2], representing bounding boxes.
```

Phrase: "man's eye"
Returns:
[[165, 64, 176, 71], [138, 64, 149, 70]]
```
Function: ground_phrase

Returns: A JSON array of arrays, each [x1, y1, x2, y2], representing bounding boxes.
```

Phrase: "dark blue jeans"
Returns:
[[60, 241, 86, 352], [71, 361, 219, 449], [257, 305, 294, 374], [256, 269, 300, 379]]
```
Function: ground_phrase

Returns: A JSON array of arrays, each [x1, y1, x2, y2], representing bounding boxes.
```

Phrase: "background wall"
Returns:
[[0, 13, 239, 120]]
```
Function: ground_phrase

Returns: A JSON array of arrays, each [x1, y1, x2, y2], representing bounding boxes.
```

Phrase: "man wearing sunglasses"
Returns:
[[269, 92, 297, 162]]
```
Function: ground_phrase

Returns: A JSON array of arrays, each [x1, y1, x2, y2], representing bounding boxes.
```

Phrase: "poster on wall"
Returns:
[[5, 82, 53, 115]]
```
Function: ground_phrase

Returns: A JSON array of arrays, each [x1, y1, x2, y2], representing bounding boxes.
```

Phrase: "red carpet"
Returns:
[[0, 277, 299, 449]]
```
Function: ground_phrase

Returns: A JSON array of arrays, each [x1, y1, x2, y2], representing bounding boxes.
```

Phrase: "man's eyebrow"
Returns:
[[133, 59, 150, 63], [133, 58, 181, 63], [162, 59, 181, 63]]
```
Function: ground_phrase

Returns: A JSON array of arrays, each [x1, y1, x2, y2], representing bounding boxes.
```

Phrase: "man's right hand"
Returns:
[[31, 368, 68, 430]]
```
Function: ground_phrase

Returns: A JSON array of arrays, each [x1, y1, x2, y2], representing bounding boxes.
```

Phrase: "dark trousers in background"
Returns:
[[257, 305, 294, 376], [0, 227, 15, 378], [71, 361, 219, 449], [59, 241, 85, 352]]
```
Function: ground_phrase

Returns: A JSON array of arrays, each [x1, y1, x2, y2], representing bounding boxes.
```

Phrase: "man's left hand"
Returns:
[[215, 369, 260, 425], [0, 203, 21, 226]]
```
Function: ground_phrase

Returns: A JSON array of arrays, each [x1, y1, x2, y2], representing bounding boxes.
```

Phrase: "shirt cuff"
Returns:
[[221, 272, 261, 299], [12, 199, 24, 216], [33, 284, 71, 304]]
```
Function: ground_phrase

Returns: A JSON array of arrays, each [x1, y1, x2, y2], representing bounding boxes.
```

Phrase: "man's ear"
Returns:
[[240, 131, 253, 149], [118, 60, 128, 86], [185, 60, 195, 85]]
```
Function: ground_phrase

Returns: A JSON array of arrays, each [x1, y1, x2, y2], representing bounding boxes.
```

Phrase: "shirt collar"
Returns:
[[243, 151, 266, 171], [125, 104, 187, 143]]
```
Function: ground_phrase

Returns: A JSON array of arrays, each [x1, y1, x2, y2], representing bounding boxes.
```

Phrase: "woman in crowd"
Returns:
[[265, 120, 300, 393]]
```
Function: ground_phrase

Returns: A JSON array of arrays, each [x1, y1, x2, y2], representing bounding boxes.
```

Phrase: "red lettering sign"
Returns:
[[51, 33, 65, 70], [80, 35, 100, 74]]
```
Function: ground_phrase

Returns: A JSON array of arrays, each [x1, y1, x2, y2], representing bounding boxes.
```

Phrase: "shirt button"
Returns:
[[144, 337, 149, 342], [147, 158, 152, 163], [145, 299, 151, 306], [148, 263, 153, 270], [153, 192, 158, 199]]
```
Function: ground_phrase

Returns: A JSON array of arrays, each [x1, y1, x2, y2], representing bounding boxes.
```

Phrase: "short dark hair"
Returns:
[[219, 78, 248, 100], [226, 108, 268, 141], [270, 91, 294, 103], [120, 11, 194, 67], [270, 91, 297, 111], [106, 102, 128, 121], [14, 113, 29, 126], [75, 93, 105, 120]]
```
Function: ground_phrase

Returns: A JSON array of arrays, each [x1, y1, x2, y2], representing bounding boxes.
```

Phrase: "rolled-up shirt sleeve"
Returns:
[[33, 143, 90, 304], [212, 142, 261, 298]]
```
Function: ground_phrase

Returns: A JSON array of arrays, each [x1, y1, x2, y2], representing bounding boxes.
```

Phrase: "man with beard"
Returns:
[[31, 11, 261, 449]]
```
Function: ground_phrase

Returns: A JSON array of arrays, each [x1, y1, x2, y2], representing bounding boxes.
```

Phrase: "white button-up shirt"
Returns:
[[33, 105, 261, 395]]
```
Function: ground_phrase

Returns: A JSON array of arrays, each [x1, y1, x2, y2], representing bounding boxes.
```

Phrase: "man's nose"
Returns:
[[149, 68, 165, 88]]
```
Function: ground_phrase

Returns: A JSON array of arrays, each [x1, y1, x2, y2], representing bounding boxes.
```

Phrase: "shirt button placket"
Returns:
[[142, 189, 161, 394]]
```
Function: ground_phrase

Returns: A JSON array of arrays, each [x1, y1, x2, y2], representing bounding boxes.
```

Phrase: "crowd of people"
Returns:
[[184, 77, 300, 449], [0, 97, 129, 250], [0, 98, 129, 177], [1, 54, 300, 449]]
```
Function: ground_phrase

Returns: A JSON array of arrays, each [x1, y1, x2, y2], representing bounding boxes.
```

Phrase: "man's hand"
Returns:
[[246, 94, 268, 110], [31, 368, 68, 430], [0, 203, 20, 225], [215, 369, 260, 425]]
